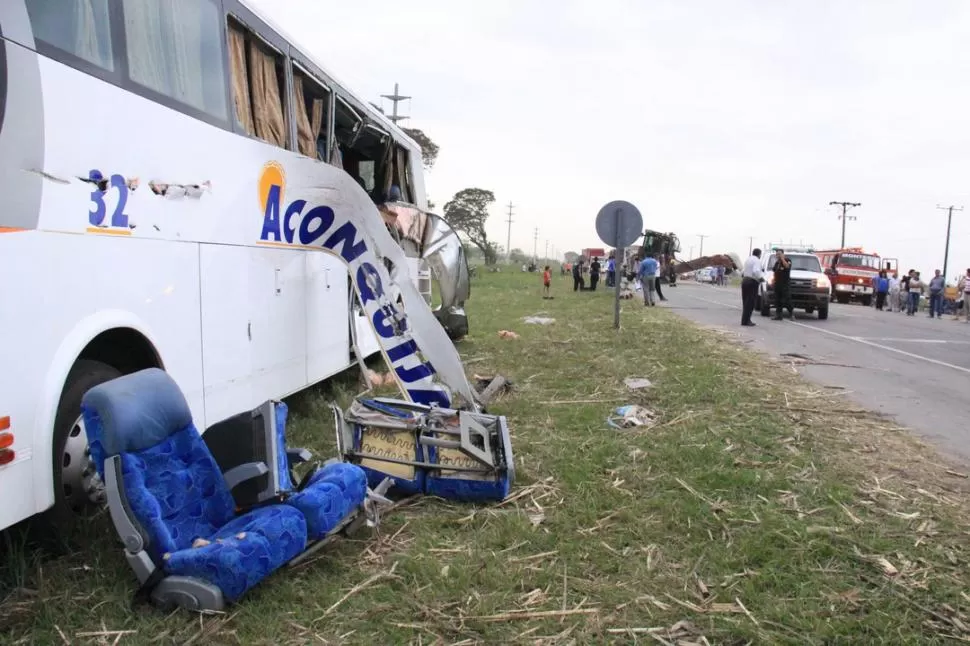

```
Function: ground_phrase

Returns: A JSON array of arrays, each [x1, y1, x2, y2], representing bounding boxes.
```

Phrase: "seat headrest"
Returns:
[[81, 368, 193, 456]]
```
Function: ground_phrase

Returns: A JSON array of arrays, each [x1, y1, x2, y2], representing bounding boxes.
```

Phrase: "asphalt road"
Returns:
[[664, 281, 970, 460]]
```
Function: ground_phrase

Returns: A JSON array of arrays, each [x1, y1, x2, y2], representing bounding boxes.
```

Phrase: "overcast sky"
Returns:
[[252, 0, 970, 276]]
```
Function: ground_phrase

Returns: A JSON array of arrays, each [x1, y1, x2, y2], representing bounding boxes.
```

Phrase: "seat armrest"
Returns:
[[104, 454, 146, 555], [287, 448, 312, 465], [223, 462, 269, 490]]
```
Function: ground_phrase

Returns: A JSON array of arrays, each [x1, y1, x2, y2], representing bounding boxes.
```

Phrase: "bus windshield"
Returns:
[[839, 253, 879, 269]]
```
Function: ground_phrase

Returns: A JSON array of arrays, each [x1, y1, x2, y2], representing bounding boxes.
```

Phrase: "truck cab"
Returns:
[[757, 251, 832, 319]]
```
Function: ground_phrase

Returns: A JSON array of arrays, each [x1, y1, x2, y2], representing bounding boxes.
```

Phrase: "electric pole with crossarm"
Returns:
[[830, 201, 861, 248]]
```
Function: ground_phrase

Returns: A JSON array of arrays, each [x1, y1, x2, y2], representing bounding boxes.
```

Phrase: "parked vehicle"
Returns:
[[757, 252, 831, 319], [815, 247, 881, 306]]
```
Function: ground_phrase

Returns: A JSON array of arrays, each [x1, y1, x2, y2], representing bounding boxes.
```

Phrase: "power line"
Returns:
[[380, 82, 411, 124], [937, 204, 963, 279], [829, 201, 861, 248], [505, 202, 514, 260]]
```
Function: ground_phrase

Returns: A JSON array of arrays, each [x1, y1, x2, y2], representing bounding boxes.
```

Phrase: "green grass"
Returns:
[[4, 270, 970, 644]]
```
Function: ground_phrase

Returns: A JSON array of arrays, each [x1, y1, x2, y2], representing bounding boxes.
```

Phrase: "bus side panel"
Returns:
[[307, 251, 351, 384], [0, 232, 204, 522]]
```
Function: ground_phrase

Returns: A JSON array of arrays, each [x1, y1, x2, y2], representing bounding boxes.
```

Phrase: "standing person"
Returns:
[[606, 254, 616, 287], [638, 254, 659, 306], [888, 272, 901, 313], [668, 258, 678, 287], [875, 271, 889, 310], [907, 271, 922, 315], [771, 249, 793, 320], [542, 265, 552, 299], [740, 248, 763, 327], [589, 257, 601, 291], [900, 270, 912, 313], [961, 268, 970, 322], [572, 260, 585, 292], [654, 258, 668, 302], [928, 269, 945, 319]]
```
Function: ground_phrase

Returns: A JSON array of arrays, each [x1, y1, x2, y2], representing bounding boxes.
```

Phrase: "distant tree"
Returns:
[[564, 251, 580, 263], [444, 188, 498, 265], [402, 128, 440, 170], [508, 248, 528, 265]]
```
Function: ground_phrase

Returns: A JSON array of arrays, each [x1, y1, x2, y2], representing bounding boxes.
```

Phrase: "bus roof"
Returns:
[[240, 0, 421, 155]]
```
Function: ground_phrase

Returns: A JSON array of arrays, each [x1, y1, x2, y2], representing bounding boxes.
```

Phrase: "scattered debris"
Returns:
[[623, 377, 653, 390], [498, 330, 520, 339], [607, 405, 657, 429], [365, 370, 397, 388], [476, 374, 513, 405], [149, 179, 211, 199], [523, 316, 555, 325]]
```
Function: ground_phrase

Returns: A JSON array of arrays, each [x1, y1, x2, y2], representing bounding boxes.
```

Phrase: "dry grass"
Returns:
[[3, 269, 970, 644]]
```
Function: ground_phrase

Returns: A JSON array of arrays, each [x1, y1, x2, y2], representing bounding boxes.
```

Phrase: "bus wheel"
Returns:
[[46, 360, 121, 526]]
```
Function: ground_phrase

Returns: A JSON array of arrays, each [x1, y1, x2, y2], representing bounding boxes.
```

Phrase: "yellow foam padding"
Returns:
[[431, 415, 490, 481], [358, 425, 417, 481]]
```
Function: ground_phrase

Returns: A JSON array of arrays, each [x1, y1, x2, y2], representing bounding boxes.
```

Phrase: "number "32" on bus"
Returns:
[[87, 169, 130, 229]]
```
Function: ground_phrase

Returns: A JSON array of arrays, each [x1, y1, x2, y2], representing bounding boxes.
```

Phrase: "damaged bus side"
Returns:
[[0, 0, 470, 533]]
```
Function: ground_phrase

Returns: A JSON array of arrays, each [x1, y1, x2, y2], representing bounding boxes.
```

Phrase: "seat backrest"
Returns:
[[82, 368, 236, 556]]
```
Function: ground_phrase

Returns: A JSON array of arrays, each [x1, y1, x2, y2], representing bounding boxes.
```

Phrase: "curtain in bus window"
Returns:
[[293, 75, 324, 158], [310, 97, 325, 161], [123, 0, 209, 114], [228, 26, 254, 135], [330, 139, 343, 169], [381, 144, 394, 199], [248, 42, 286, 147], [396, 148, 411, 203]]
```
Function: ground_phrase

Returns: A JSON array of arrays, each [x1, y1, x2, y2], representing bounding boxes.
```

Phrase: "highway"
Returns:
[[666, 282, 970, 460]]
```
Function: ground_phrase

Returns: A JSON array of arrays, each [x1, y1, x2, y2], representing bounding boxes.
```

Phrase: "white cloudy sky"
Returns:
[[252, 0, 970, 276]]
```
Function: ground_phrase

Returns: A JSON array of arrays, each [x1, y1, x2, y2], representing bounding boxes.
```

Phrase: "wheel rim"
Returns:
[[61, 414, 104, 510]]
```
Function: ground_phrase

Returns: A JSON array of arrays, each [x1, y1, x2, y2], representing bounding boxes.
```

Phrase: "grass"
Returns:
[[4, 269, 970, 644]]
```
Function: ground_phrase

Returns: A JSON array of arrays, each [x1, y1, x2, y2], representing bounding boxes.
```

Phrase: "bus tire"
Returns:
[[45, 359, 121, 528]]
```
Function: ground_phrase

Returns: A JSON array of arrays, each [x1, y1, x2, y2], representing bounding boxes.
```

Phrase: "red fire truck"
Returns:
[[814, 247, 886, 305]]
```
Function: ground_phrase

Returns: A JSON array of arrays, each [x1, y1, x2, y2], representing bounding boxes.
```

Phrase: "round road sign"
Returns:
[[595, 200, 643, 249]]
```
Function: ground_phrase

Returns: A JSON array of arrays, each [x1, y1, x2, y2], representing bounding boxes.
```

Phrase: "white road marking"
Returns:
[[678, 289, 970, 376], [859, 337, 970, 345]]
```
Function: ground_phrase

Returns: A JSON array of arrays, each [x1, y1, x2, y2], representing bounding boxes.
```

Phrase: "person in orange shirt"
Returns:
[[543, 265, 552, 298]]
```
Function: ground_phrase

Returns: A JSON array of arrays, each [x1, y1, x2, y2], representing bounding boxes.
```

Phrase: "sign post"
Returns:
[[595, 201, 643, 330]]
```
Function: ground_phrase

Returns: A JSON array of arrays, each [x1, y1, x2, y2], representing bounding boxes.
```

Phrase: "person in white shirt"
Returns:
[[888, 273, 900, 313], [740, 249, 764, 326]]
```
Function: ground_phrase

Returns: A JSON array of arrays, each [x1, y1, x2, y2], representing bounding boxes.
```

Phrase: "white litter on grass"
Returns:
[[624, 377, 653, 390], [607, 405, 657, 429], [524, 316, 556, 325]]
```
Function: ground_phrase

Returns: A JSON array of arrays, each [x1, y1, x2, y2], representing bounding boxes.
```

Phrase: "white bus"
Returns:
[[0, 0, 435, 532]]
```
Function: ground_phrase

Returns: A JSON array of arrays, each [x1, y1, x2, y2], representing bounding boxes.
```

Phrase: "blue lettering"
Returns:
[[298, 205, 335, 245], [396, 362, 435, 384], [408, 389, 451, 408], [283, 199, 305, 244], [386, 339, 417, 363], [323, 221, 368, 262], [356, 263, 385, 305], [260, 184, 283, 241], [372, 305, 401, 338]]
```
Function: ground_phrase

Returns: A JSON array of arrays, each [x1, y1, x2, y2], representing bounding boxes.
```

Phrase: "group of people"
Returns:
[[872, 268, 970, 319], [636, 254, 673, 306], [569, 255, 617, 292], [739, 247, 795, 326]]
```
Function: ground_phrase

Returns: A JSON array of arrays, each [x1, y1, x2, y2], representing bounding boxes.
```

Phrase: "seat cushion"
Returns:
[[286, 463, 367, 539], [120, 426, 237, 558], [164, 504, 307, 602]]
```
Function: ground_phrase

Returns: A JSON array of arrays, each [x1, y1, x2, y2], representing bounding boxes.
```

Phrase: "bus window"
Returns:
[[292, 66, 330, 161], [227, 18, 288, 148], [25, 0, 114, 71], [122, 0, 227, 120]]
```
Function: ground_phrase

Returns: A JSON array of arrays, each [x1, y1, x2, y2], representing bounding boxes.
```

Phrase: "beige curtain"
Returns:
[[330, 139, 343, 169], [310, 97, 325, 160], [396, 148, 411, 203], [293, 75, 325, 158], [228, 26, 253, 134], [248, 41, 286, 147], [381, 144, 394, 198]]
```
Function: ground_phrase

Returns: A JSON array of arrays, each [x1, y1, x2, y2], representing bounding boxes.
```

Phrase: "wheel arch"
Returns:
[[31, 310, 165, 515]]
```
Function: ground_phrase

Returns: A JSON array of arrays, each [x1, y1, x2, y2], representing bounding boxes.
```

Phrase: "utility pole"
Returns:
[[748, 236, 754, 255], [689, 246, 694, 260], [379, 83, 410, 124], [533, 227, 539, 261], [544, 240, 549, 261], [504, 202, 514, 261], [830, 201, 861, 248], [697, 234, 708, 258], [937, 204, 963, 279]]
